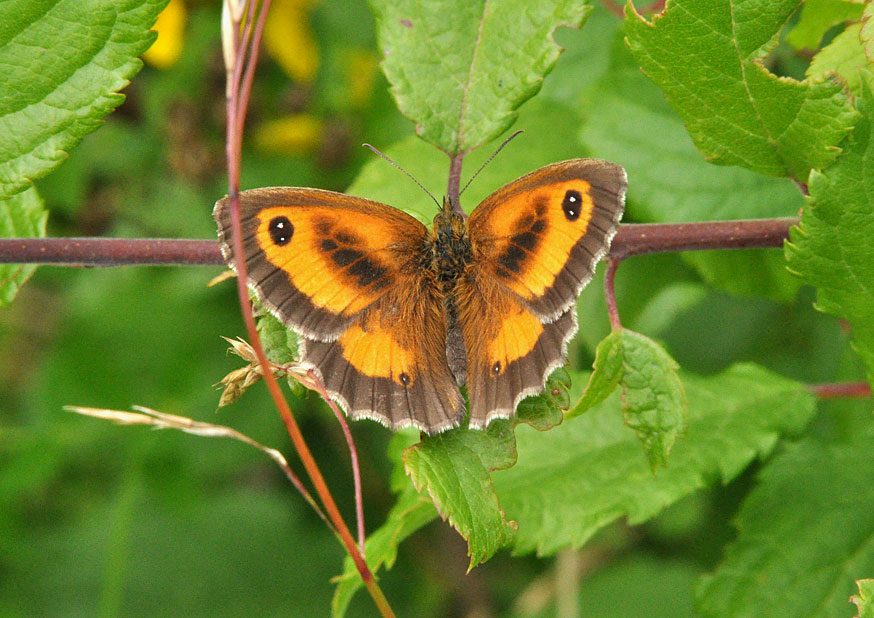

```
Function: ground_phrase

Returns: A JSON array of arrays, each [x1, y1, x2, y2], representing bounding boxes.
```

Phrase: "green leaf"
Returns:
[[514, 366, 570, 431], [255, 308, 298, 367], [403, 421, 517, 568], [0, 186, 47, 306], [331, 484, 438, 618], [625, 0, 859, 180], [786, 0, 864, 50], [395, 370, 568, 570], [370, 0, 591, 155], [864, 3, 874, 64], [492, 364, 816, 556], [348, 97, 590, 222], [619, 330, 687, 472], [569, 329, 686, 471], [570, 329, 624, 415], [696, 426, 874, 618], [852, 579, 874, 618], [808, 22, 872, 96], [0, 0, 169, 200], [786, 72, 874, 387], [582, 34, 803, 301]]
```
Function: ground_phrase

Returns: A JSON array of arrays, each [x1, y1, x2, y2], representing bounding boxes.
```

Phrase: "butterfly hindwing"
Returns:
[[455, 273, 578, 428], [467, 159, 626, 321], [301, 288, 465, 432], [214, 187, 428, 340]]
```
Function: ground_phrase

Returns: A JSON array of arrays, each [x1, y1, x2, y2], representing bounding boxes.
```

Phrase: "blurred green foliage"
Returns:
[[1, 0, 872, 617]]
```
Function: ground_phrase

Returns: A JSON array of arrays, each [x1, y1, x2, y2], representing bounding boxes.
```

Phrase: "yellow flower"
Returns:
[[144, 0, 187, 69], [263, 0, 319, 83], [254, 114, 323, 153]]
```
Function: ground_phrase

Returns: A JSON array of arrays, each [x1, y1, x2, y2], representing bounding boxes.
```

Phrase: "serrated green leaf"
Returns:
[[0, 186, 47, 307], [370, 0, 591, 155], [853, 579, 874, 618], [389, 369, 569, 570], [582, 34, 803, 301], [696, 426, 874, 618], [786, 72, 874, 387], [403, 421, 517, 568], [0, 0, 169, 200], [571, 328, 687, 470], [331, 484, 437, 618], [625, 0, 859, 180], [619, 330, 687, 472], [786, 0, 864, 50], [808, 22, 872, 96], [492, 364, 816, 556], [334, 369, 565, 614], [569, 328, 624, 416]]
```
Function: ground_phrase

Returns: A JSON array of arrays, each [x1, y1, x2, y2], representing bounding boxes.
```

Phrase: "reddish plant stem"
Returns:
[[604, 258, 622, 330], [303, 369, 366, 555], [608, 218, 796, 259], [221, 3, 389, 615], [0, 238, 222, 266], [0, 218, 798, 266], [447, 152, 465, 213], [807, 382, 871, 399]]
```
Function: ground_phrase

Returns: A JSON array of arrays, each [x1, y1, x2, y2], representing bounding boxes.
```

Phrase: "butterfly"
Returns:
[[214, 159, 626, 434]]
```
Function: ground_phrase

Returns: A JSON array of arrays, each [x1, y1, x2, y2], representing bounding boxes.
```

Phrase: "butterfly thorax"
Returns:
[[428, 197, 473, 289]]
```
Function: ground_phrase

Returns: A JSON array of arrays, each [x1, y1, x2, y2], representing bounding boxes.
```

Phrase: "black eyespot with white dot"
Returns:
[[268, 216, 293, 246], [491, 361, 501, 376], [399, 372, 411, 386], [562, 190, 582, 221]]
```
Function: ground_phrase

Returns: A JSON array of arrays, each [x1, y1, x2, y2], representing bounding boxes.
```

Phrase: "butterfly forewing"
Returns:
[[467, 159, 627, 321], [215, 187, 428, 340]]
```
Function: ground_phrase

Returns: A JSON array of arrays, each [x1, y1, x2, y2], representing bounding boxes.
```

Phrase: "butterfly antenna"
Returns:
[[362, 144, 440, 208], [458, 130, 524, 197]]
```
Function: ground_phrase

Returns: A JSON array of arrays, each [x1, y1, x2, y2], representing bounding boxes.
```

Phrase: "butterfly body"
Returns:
[[215, 158, 626, 434]]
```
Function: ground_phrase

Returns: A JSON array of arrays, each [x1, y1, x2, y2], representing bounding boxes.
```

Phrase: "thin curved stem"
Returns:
[[221, 2, 391, 615], [604, 258, 622, 330]]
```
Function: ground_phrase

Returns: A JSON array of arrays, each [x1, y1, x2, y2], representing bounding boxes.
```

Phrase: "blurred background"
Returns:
[[0, 0, 865, 616]]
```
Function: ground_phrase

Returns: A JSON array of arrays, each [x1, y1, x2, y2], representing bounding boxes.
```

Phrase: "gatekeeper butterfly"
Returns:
[[214, 159, 626, 434]]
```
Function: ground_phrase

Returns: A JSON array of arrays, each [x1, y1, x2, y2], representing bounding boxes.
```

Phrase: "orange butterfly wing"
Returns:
[[302, 286, 464, 432], [214, 188, 465, 431], [461, 159, 626, 426], [455, 275, 578, 427], [214, 187, 426, 338], [467, 159, 627, 320]]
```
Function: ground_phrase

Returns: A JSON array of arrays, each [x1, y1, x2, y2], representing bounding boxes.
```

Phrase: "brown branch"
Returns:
[[608, 218, 796, 260], [0, 218, 798, 267], [0, 238, 223, 266]]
